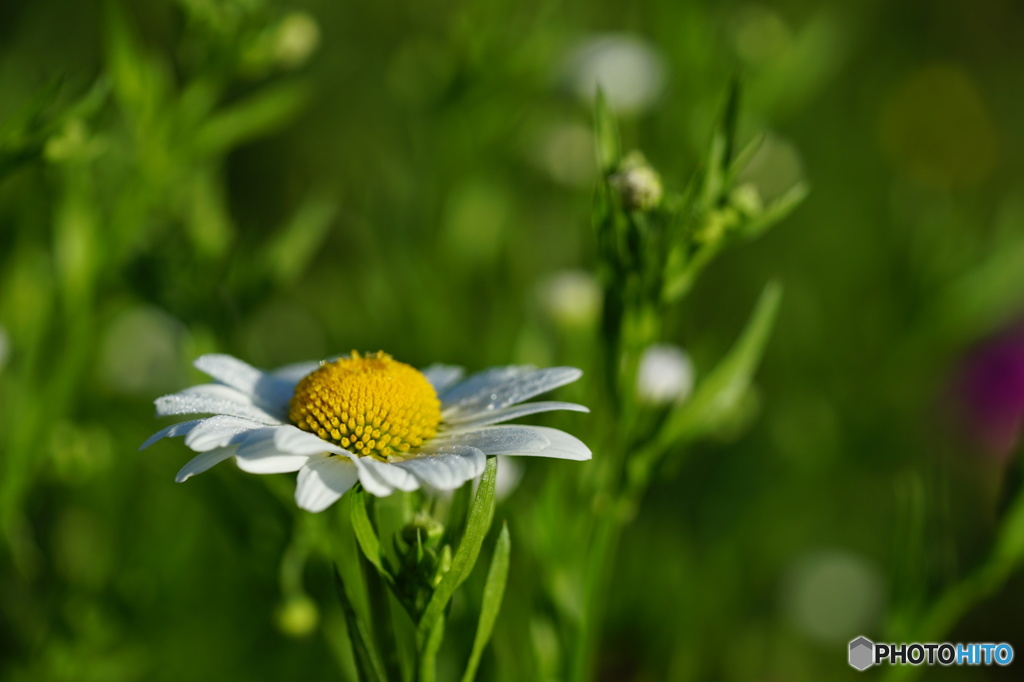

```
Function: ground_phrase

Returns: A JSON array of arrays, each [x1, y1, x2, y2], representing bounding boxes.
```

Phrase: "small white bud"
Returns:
[[538, 269, 602, 329], [636, 344, 694, 404], [609, 152, 663, 210]]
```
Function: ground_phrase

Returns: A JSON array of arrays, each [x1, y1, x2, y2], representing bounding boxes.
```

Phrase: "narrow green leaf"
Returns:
[[103, 0, 166, 117], [720, 77, 741, 173], [461, 522, 512, 682], [418, 612, 446, 682], [739, 182, 809, 239], [192, 82, 310, 156], [265, 196, 337, 285], [662, 281, 783, 445], [700, 81, 742, 210], [442, 480, 473, 550], [351, 488, 394, 585], [593, 88, 621, 174], [333, 566, 388, 682], [418, 457, 498, 641]]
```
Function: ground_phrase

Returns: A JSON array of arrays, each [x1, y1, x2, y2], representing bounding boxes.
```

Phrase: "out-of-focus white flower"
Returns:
[[99, 306, 184, 395], [562, 34, 666, 115], [737, 133, 805, 201], [494, 457, 523, 501], [636, 344, 694, 405], [731, 6, 792, 65], [782, 549, 884, 643], [142, 351, 591, 512], [533, 121, 596, 187], [538, 269, 602, 329], [274, 12, 320, 68]]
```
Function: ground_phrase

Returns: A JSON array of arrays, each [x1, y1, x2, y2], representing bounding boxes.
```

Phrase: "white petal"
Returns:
[[295, 456, 359, 512], [342, 455, 419, 497], [271, 360, 321, 384], [183, 415, 265, 452], [358, 457, 421, 493], [441, 366, 583, 417], [421, 364, 464, 394], [232, 427, 311, 473], [394, 446, 486, 490], [175, 447, 236, 482], [439, 366, 530, 408], [155, 384, 282, 423], [140, 419, 203, 450], [194, 354, 294, 414], [431, 425, 551, 454], [235, 452, 309, 474], [273, 425, 345, 456], [512, 426, 591, 461], [445, 401, 590, 426]]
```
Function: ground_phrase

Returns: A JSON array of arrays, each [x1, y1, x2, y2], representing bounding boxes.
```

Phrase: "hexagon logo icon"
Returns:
[[849, 636, 875, 671]]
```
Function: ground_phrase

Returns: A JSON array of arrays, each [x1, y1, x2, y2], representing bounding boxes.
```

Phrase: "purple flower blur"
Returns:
[[958, 323, 1024, 458]]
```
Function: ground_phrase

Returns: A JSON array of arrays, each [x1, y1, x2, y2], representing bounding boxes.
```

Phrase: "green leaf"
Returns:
[[264, 195, 337, 285], [351, 488, 394, 585], [593, 88, 621, 174], [661, 281, 783, 445], [700, 81, 741, 210], [461, 522, 512, 682], [417, 457, 498, 641], [720, 77, 741, 174], [103, 0, 167, 118], [442, 480, 474, 550], [0, 78, 63, 178], [333, 566, 388, 682], [739, 181, 809, 239], [192, 82, 310, 156]]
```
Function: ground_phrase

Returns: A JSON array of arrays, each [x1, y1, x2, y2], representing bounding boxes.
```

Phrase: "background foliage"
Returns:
[[3, 0, 1024, 680]]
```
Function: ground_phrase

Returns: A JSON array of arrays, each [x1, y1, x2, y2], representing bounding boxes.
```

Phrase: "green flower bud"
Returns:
[[276, 594, 319, 637]]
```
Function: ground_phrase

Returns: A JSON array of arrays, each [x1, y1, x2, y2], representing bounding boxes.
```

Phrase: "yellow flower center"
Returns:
[[288, 351, 441, 460]]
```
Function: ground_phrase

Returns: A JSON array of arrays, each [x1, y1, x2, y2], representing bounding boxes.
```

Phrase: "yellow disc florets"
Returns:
[[288, 351, 441, 460]]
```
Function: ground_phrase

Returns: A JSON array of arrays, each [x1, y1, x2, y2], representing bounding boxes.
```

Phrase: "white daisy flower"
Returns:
[[141, 351, 591, 512]]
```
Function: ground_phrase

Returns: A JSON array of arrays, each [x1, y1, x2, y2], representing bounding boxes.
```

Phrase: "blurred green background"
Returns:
[[4, 0, 1024, 680]]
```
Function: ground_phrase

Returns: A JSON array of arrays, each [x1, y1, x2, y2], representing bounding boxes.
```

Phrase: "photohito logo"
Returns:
[[848, 636, 1014, 670]]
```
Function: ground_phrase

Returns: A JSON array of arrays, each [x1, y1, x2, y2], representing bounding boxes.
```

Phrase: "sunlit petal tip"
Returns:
[[532, 426, 592, 461]]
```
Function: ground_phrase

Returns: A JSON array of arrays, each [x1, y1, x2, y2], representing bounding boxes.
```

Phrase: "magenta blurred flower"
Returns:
[[958, 324, 1024, 458]]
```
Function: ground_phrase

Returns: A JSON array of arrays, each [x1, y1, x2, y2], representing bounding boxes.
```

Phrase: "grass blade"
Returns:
[[351, 487, 394, 585], [461, 522, 511, 682], [333, 566, 388, 682], [417, 457, 498, 641]]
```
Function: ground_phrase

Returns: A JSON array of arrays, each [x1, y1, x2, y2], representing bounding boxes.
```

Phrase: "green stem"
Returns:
[[570, 510, 624, 682], [364, 554, 401, 682], [416, 614, 445, 682]]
